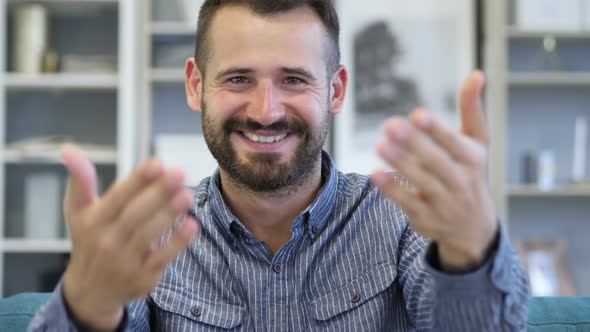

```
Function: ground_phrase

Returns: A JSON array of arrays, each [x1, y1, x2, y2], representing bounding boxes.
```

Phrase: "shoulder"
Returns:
[[336, 171, 407, 208], [333, 170, 409, 233]]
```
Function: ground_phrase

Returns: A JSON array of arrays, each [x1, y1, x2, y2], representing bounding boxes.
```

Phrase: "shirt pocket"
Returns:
[[309, 262, 397, 322], [152, 285, 245, 330]]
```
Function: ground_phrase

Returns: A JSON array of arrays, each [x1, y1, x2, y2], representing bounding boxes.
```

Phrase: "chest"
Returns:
[[149, 220, 405, 331]]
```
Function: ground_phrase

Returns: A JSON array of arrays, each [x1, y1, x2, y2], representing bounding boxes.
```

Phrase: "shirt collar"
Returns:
[[206, 150, 339, 242]]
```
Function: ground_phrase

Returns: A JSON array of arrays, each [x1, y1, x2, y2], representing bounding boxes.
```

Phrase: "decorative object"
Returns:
[[522, 152, 538, 184], [61, 54, 118, 73], [5, 136, 117, 162], [515, 238, 575, 296], [154, 134, 218, 186], [11, 4, 49, 73], [538, 150, 556, 191], [25, 172, 62, 239], [41, 49, 59, 73], [572, 116, 588, 182], [335, 0, 475, 174], [531, 35, 562, 71], [516, 0, 583, 32]]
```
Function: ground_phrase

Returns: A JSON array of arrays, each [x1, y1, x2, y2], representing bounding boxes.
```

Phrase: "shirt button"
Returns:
[[273, 264, 281, 273], [311, 225, 320, 235], [191, 307, 201, 317], [351, 293, 361, 304]]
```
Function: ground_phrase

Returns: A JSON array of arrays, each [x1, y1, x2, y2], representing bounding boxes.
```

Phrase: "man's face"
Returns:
[[196, 5, 336, 193]]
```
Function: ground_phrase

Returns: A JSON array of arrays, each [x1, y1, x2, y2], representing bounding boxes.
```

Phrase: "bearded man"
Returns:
[[29, 1, 528, 331]]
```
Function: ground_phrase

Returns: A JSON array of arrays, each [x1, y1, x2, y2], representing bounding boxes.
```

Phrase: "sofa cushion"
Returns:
[[1, 293, 590, 331], [0, 293, 51, 332], [528, 297, 590, 331]]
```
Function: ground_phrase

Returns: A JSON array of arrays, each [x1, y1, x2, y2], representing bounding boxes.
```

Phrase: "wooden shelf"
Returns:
[[4, 73, 118, 90], [8, 0, 117, 3], [507, 27, 590, 40], [6, 0, 119, 15], [508, 72, 590, 86], [3, 148, 117, 165], [2, 239, 71, 253], [6, 0, 118, 6], [508, 184, 590, 197], [150, 21, 195, 35], [150, 68, 185, 83]]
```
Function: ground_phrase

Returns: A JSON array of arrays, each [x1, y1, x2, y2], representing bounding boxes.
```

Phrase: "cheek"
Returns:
[[287, 94, 327, 126], [205, 92, 245, 118]]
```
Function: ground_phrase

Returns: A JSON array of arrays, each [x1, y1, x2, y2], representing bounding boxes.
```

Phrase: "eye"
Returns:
[[228, 76, 249, 84], [284, 77, 305, 85]]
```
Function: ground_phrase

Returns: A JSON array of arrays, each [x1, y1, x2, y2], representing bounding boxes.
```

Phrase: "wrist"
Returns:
[[63, 270, 123, 331], [437, 226, 500, 273]]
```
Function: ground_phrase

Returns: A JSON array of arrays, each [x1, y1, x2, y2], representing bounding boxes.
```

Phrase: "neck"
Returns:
[[219, 157, 324, 254]]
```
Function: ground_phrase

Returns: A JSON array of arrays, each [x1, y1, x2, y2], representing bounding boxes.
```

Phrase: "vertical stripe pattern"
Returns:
[[29, 151, 528, 332]]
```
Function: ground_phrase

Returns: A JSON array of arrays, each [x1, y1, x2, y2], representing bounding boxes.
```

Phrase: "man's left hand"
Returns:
[[371, 70, 498, 270]]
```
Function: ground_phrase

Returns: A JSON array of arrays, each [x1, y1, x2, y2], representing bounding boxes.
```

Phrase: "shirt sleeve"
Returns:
[[396, 224, 529, 331], [27, 280, 152, 332]]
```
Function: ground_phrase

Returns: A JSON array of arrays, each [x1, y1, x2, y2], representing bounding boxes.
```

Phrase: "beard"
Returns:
[[201, 102, 329, 194]]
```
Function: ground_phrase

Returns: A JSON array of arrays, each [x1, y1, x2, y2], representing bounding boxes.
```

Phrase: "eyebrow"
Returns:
[[215, 67, 253, 81], [214, 66, 318, 82], [281, 67, 318, 82]]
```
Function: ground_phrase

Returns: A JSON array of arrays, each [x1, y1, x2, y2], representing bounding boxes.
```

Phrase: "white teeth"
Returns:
[[243, 132, 288, 143]]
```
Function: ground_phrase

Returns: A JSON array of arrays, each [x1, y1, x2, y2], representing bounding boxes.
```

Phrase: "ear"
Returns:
[[185, 57, 203, 113], [328, 65, 348, 115]]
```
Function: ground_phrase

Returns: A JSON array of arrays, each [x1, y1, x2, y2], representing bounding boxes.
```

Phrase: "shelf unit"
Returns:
[[3, 148, 117, 165], [508, 184, 590, 197], [150, 21, 194, 35], [0, 0, 141, 297], [506, 28, 590, 40], [508, 72, 590, 86], [4, 73, 119, 90], [486, 0, 590, 295], [139, 0, 212, 189], [2, 239, 71, 253], [141, 7, 199, 158], [149, 68, 185, 83]]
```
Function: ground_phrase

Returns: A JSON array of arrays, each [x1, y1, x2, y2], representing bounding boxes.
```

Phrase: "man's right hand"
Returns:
[[60, 144, 200, 330]]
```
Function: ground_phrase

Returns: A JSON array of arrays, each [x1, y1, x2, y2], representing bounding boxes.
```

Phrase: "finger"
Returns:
[[129, 189, 193, 255], [371, 170, 442, 239], [459, 70, 489, 146], [384, 115, 462, 190], [370, 169, 427, 219], [61, 144, 98, 213], [410, 109, 484, 166], [114, 168, 186, 238], [146, 216, 200, 272], [377, 136, 447, 200], [96, 158, 164, 223]]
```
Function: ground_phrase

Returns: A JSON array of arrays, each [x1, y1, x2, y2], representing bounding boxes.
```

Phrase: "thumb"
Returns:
[[61, 144, 98, 213], [459, 70, 489, 146]]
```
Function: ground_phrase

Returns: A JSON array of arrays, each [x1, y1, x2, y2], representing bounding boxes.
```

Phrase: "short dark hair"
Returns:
[[194, 0, 340, 78]]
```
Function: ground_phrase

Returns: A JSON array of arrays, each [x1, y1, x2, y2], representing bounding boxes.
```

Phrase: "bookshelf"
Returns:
[[485, 0, 590, 295], [0, 0, 140, 297]]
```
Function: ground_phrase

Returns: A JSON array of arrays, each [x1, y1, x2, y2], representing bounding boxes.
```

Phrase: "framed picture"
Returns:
[[333, 0, 476, 174], [514, 238, 575, 296]]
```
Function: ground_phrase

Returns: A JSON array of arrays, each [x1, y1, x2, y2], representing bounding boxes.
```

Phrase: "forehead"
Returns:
[[206, 5, 328, 77]]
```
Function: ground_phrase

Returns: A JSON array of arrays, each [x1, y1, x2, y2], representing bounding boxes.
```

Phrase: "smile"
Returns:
[[241, 132, 289, 143]]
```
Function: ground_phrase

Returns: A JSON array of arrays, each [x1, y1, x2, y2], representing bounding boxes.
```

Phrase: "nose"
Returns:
[[247, 79, 285, 126]]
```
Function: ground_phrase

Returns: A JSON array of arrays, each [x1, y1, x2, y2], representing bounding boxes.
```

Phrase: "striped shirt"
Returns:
[[29, 151, 528, 331]]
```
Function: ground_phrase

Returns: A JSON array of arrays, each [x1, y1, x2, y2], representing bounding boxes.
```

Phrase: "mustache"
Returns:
[[223, 117, 306, 134]]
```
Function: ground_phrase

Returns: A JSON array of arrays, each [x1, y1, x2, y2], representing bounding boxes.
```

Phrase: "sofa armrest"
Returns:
[[0, 293, 51, 331], [528, 296, 590, 331]]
